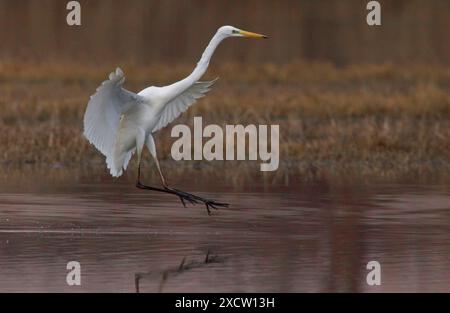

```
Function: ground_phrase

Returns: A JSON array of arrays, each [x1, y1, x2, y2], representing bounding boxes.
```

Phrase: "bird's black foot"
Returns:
[[136, 181, 228, 215], [164, 186, 229, 215]]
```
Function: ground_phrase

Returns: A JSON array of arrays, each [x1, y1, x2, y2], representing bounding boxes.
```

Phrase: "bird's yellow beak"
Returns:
[[239, 30, 268, 39]]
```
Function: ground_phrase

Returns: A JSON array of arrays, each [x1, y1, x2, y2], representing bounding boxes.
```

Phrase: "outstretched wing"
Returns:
[[152, 78, 218, 133], [83, 68, 142, 158]]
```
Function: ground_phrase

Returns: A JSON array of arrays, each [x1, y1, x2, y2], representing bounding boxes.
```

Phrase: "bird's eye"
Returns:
[[232, 30, 239, 34]]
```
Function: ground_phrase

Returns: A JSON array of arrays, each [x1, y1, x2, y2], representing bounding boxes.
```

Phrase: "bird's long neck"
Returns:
[[163, 32, 226, 101], [191, 32, 225, 81]]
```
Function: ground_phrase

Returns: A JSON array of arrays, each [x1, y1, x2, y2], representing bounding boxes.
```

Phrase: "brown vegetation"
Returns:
[[0, 60, 449, 183]]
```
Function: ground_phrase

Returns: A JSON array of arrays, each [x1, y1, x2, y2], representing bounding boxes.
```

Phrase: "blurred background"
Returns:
[[0, 0, 449, 293], [0, 0, 449, 66], [0, 0, 449, 181]]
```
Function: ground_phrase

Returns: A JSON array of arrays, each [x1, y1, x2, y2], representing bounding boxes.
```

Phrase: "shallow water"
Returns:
[[0, 176, 449, 292]]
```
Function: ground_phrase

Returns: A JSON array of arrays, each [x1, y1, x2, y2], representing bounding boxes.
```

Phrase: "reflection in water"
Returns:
[[135, 251, 226, 293], [0, 177, 449, 292]]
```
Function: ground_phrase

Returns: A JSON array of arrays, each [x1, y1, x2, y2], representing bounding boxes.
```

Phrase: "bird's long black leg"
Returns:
[[136, 161, 229, 215], [136, 162, 184, 198], [136, 162, 199, 207]]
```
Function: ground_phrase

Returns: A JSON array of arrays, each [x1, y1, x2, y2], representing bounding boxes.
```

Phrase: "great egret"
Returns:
[[83, 26, 267, 214]]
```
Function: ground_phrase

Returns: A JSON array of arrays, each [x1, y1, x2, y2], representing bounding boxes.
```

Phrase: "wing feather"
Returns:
[[83, 68, 142, 159], [152, 78, 218, 133]]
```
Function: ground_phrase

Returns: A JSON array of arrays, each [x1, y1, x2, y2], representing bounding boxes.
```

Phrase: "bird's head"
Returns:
[[218, 25, 268, 39]]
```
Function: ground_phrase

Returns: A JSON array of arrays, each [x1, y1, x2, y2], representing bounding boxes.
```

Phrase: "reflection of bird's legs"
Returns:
[[134, 273, 141, 293]]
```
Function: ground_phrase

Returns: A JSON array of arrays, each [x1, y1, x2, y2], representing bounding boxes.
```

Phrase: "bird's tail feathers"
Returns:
[[106, 148, 135, 177]]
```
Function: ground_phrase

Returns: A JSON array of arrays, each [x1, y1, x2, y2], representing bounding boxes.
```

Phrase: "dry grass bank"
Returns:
[[0, 60, 449, 183]]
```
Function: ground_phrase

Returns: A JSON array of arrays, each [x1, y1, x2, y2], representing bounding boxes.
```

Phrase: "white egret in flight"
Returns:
[[83, 26, 267, 214]]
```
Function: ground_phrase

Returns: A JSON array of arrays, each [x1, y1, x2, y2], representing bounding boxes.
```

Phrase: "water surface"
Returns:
[[0, 176, 449, 292]]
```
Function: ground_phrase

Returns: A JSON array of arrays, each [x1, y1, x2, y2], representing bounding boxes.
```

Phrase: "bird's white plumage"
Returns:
[[152, 78, 218, 133], [84, 71, 218, 177], [83, 68, 142, 158], [83, 25, 265, 178]]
